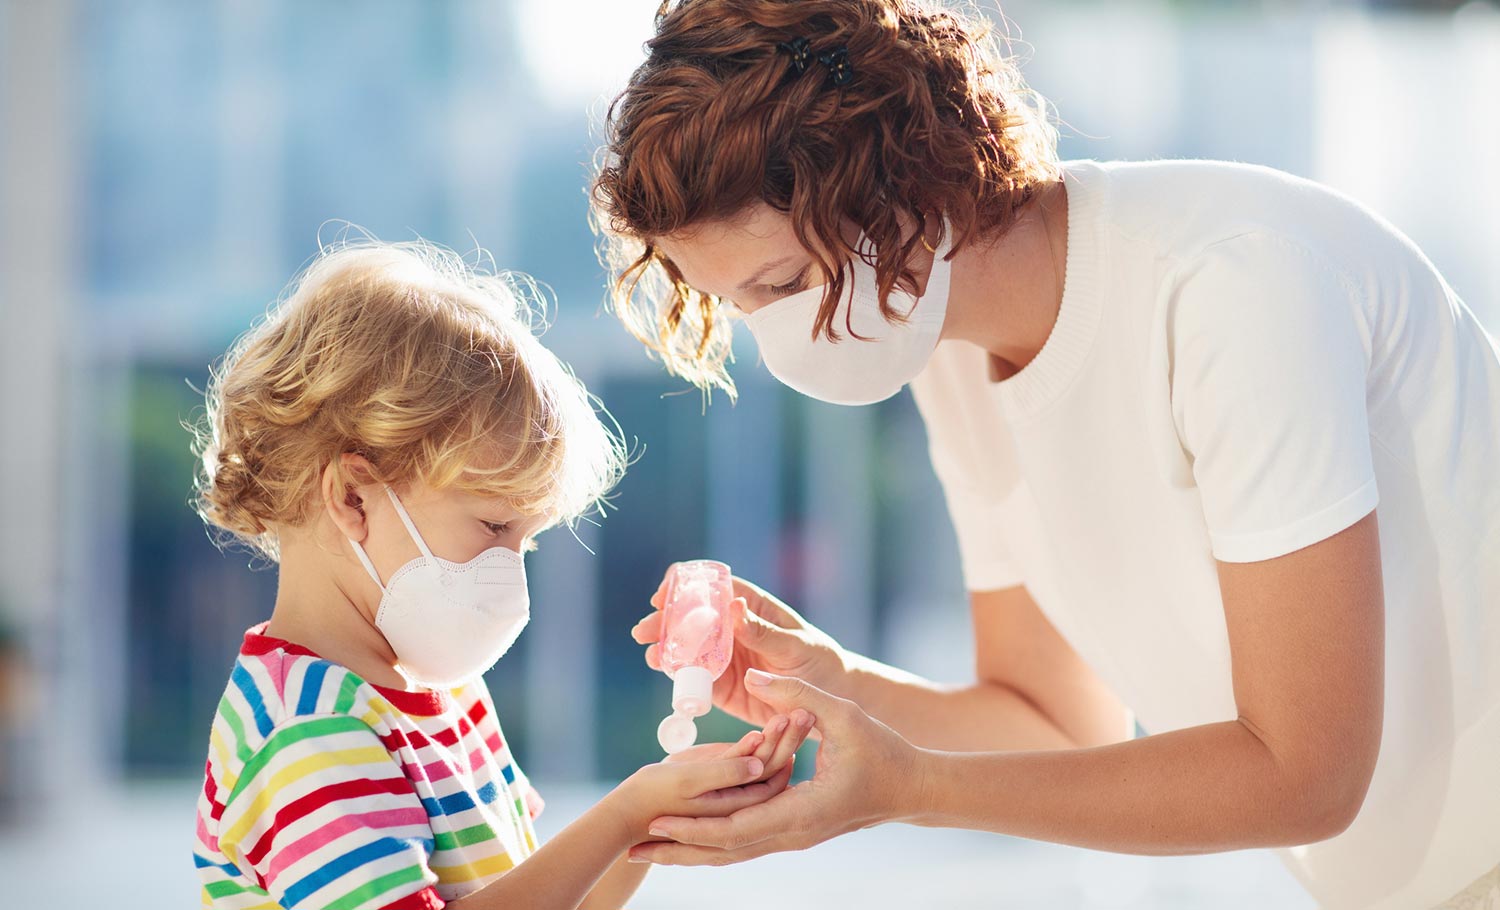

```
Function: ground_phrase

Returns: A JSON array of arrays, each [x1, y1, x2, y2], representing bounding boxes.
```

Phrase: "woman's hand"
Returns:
[[627, 671, 922, 866], [631, 571, 849, 728], [605, 712, 815, 848]]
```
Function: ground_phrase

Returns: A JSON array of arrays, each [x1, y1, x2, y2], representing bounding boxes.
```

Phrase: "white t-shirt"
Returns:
[[909, 159, 1500, 910]]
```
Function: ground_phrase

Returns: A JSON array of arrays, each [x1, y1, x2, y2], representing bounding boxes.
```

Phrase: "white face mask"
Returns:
[[348, 486, 530, 689], [741, 226, 954, 406]]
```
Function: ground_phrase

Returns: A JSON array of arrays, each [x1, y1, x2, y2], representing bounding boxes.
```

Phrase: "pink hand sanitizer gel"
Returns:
[[656, 559, 735, 754]]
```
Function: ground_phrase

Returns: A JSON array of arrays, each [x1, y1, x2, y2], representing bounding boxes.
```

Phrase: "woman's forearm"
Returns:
[[842, 652, 1076, 752], [905, 719, 1362, 854]]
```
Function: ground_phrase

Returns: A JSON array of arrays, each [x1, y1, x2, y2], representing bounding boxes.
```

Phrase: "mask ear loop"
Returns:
[[348, 537, 387, 593], [345, 485, 438, 591], [382, 485, 436, 559]]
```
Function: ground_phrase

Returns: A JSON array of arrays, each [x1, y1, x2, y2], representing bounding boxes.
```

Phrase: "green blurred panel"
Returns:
[[125, 360, 280, 772]]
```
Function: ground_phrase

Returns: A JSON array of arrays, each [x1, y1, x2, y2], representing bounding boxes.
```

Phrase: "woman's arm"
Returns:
[[631, 512, 1384, 862], [634, 575, 1130, 753], [845, 585, 1133, 752], [913, 512, 1384, 852]]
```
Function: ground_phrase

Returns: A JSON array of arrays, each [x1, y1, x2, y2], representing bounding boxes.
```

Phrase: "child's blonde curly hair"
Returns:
[[190, 239, 626, 562]]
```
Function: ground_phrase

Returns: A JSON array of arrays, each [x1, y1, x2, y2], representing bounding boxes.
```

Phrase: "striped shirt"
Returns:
[[193, 624, 538, 909]]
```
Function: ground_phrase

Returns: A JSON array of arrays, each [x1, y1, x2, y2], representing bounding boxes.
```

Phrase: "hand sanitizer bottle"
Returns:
[[656, 560, 735, 754]]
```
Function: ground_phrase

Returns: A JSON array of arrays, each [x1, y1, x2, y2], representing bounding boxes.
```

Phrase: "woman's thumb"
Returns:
[[738, 605, 802, 656], [743, 669, 843, 720]]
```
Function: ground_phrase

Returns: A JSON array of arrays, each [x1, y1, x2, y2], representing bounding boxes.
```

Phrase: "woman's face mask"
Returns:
[[740, 228, 954, 406], [347, 486, 530, 689]]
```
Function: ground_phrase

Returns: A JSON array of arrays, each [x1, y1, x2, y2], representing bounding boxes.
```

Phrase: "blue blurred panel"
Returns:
[[82, 0, 223, 301]]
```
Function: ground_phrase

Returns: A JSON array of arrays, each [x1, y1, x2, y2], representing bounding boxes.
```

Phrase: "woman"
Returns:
[[591, 1, 1500, 908]]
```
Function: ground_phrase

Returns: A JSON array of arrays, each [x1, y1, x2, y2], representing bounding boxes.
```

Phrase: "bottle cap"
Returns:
[[657, 710, 698, 754], [671, 665, 715, 717]]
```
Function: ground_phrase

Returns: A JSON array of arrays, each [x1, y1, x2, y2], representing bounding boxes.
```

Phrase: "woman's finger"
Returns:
[[649, 563, 679, 609], [630, 837, 783, 866], [631, 612, 663, 644], [737, 608, 807, 660], [732, 577, 808, 629], [645, 789, 798, 851]]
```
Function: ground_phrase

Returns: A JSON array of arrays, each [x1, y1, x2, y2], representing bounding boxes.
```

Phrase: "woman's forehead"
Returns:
[[657, 206, 802, 295]]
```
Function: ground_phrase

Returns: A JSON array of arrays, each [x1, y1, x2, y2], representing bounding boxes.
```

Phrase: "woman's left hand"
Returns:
[[629, 671, 920, 866]]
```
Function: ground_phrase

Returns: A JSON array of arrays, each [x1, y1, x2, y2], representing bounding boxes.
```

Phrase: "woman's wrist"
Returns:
[[831, 648, 881, 703], [837, 649, 933, 722], [896, 746, 947, 828]]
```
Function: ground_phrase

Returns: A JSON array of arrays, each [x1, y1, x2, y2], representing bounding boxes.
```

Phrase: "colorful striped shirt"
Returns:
[[193, 624, 538, 909]]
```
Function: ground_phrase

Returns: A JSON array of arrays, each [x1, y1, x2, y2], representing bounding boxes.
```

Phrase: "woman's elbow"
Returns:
[[1282, 751, 1379, 845]]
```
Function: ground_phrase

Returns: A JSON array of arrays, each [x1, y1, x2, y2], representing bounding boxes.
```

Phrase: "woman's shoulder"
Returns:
[[1066, 157, 1413, 279]]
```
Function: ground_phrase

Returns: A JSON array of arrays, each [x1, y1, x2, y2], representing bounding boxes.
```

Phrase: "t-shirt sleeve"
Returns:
[[1169, 230, 1379, 563], [217, 714, 446, 910]]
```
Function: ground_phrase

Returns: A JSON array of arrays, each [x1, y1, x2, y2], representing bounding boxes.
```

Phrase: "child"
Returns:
[[190, 241, 811, 909]]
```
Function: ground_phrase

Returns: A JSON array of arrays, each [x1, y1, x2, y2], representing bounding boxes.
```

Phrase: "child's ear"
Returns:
[[323, 453, 380, 542]]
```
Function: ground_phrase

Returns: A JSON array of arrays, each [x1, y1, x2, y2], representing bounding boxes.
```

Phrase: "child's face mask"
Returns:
[[347, 486, 530, 688]]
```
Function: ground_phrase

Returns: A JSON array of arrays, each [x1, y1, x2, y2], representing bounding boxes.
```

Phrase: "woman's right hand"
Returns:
[[630, 571, 849, 728]]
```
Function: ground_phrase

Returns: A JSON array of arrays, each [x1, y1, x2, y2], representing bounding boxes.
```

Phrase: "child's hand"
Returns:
[[606, 713, 815, 846], [673, 711, 813, 781], [607, 748, 767, 847], [666, 710, 815, 793]]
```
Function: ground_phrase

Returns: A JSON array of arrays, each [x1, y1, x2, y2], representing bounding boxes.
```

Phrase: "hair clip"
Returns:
[[777, 37, 813, 75], [817, 46, 853, 87]]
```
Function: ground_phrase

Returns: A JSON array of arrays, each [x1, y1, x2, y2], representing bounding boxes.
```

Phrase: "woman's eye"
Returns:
[[482, 520, 511, 535], [768, 266, 809, 297]]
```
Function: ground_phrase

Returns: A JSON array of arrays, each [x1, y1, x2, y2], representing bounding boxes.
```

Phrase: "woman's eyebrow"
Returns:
[[737, 255, 797, 292]]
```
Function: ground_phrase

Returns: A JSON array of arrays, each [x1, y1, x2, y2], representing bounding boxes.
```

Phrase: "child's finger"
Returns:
[[645, 644, 662, 670], [686, 755, 797, 818], [765, 708, 814, 774], [663, 732, 762, 764], [722, 729, 764, 759], [751, 715, 790, 768], [760, 754, 795, 796], [678, 756, 764, 797], [631, 612, 663, 644]]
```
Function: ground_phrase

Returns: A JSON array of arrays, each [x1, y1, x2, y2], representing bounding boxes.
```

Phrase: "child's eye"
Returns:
[[768, 266, 810, 297], [482, 520, 511, 535]]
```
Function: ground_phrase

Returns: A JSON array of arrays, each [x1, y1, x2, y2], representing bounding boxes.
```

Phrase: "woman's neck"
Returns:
[[942, 180, 1069, 380], [265, 525, 414, 690]]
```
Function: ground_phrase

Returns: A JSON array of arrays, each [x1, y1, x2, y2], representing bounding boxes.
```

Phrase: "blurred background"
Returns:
[[1, 0, 1497, 906]]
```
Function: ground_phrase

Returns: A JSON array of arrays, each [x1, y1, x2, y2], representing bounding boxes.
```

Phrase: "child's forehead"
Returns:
[[441, 483, 520, 512], [446, 482, 550, 523]]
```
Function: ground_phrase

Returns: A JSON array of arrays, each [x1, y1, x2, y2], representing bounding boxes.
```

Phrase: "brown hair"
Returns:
[[593, 0, 1058, 395], [190, 241, 625, 562]]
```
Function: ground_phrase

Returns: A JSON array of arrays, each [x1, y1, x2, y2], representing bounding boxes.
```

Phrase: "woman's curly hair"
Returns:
[[592, 0, 1058, 395]]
